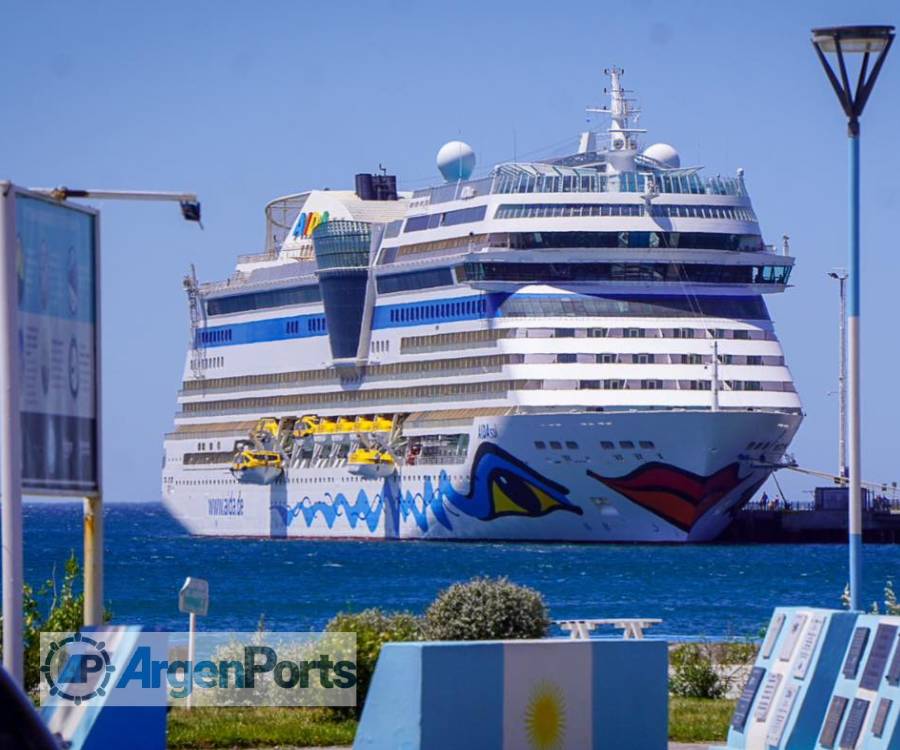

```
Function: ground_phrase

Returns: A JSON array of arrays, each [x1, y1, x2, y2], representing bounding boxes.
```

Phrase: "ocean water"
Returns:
[[13, 501, 900, 639]]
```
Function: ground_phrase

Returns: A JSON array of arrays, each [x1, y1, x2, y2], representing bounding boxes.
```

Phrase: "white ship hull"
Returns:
[[163, 410, 801, 543]]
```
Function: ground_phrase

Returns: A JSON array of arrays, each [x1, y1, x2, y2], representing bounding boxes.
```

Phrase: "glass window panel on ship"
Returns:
[[496, 294, 771, 320], [503, 231, 764, 252], [206, 284, 321, 316]]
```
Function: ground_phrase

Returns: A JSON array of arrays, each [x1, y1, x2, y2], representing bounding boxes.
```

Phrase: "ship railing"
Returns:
[[265, 192, 310, 252], [236, 250, 279, 265]]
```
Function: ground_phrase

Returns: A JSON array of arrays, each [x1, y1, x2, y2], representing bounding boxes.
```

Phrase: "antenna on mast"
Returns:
[[586, 66, 647, 152]]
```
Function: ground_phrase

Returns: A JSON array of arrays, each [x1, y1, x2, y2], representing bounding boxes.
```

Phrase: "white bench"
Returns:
[[555, 618, 663, 640]]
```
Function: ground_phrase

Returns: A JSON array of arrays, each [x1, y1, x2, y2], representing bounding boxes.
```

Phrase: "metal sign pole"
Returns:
[[83, 494, 104, 625], [0, 182, 24, 685], [187, 611, 196, 710]]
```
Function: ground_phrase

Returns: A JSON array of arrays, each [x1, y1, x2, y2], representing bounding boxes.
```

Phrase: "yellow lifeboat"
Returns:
[[292, 415, 319, 439], [354, 416, 376, 433], [348, 448, 396, 478], [253, 417, 279, 437], [335, 417, 356, 433], [230, 449, 283, 485], [372, 415, 393, 432], [315, 418, 338, 435], [251, 417, 280, 447]]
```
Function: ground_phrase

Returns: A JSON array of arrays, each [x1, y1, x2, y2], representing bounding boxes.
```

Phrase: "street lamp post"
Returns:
[[812, 25, 894, 612], [828, 270, 848, 479]]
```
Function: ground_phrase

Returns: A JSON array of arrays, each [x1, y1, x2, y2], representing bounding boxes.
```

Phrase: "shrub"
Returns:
[[325, 608, 422, 717], [0, 553, 97, 691], [842, 579, 900, 614], [670, 643, 726, 699], [423, 576, 549, 641]]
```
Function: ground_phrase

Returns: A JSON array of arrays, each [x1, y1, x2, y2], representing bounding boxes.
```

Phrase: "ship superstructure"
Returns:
[[162, 68, 802, 542]]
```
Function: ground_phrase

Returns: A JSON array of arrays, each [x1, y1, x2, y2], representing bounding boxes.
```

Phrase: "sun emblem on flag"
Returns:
[[524, 680, 566, 750]]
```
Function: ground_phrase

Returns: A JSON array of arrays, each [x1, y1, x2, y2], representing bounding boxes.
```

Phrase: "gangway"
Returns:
[[751, 456, 899, 498]]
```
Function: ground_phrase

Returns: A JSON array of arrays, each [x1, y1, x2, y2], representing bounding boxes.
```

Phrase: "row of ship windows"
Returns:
[[459, 261, 792, 286], [184, 354, 518, 393], [385, 301, 775, 331], [404, 205, 488, 233], [180, 378, 794, 416], [383, 234, 490, 262], [207, 284, 321, 317], [173, 474, 467, 487], [569, 380, 791, 391], [491, 170, 741, 197], [494, 203, 758, 222], [382, 230, 764, 259], [182, 380, 522, 413], [191, 356, 224, 370], [286, 317, 327, 334], [375, 261, 789, 296], [398, 325, 774, 354], [381, 294, 769, 323], [534, 439, 656, 450], [197, 329, 233, 344], [540, 353, 782, 366], [388, 297, 488, 323], [402, 202, 757, 234], [183, 351, 785, 395]]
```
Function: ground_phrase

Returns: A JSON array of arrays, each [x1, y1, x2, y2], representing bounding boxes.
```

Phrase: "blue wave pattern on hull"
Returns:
[[273, 475, 453, 534], [271, 443, 580, 535]]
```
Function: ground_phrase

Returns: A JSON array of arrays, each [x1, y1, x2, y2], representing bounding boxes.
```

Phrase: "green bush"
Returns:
[[670, 643, 725, 699], [325, 608, 422, 717], [423, 576, 549, 641], [0, 553, 94, 691]]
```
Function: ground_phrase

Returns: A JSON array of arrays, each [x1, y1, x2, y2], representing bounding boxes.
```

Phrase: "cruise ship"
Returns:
[[162, 68, 802, 542]]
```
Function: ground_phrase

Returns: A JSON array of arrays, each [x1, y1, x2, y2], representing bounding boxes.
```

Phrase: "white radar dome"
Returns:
[[643, 143, 681, 169], [436, 140, 476, 182]]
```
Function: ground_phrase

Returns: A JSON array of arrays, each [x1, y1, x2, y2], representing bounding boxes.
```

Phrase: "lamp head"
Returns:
[[812, 25, 894, 54], [811, 24, 895, 132]]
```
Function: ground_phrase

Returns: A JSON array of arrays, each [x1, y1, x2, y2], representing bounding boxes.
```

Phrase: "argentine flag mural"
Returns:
[[355, 639, 668, 750], [503, 641, 592, 749]]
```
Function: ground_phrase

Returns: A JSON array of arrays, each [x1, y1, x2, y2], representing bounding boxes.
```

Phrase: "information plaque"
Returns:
[[886, 632, 900, 686], [755, 672, 783, 723], [838, 697, 869, 749], [12, 192, 100, 494], [860, 623, 897, 690], [793, 614, 825, 680], [843, 627, 870, 680], [779, 614, 808, 662], [819, 695, 848, 749], [766, 683, 799, 748], [731, 666, 765, 732], [762, 613, 786, 659]]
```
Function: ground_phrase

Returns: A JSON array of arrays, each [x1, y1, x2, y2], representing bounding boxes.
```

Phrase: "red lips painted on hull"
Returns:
[[587, 462, 744, 532]]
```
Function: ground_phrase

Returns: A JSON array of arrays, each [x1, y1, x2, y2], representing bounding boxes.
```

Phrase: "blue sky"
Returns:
[[3, 1, 898, 504]]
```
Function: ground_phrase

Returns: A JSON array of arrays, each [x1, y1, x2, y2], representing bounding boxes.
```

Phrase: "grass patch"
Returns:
[[168, 697, 735, 747], [669, 697, 736, 742], [167, 707, 357, 749]]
